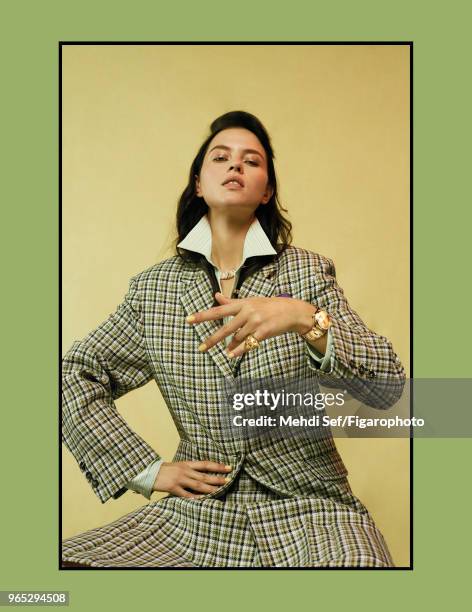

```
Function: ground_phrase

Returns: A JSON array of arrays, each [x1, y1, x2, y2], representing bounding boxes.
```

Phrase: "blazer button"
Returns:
[[79, 461, 86, 471], [358, 364, 366, 375], [85, 471, 92, 481], [92, 479, 99, 488], [349, 360, 357, 369], [368, 369, 376, 379]]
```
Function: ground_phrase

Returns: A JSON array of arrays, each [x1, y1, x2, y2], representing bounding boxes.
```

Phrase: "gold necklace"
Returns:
[[219, 269, 237, 280]]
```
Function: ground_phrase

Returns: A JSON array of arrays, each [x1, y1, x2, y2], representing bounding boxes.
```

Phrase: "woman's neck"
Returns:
[[207, 210, 254, 271]]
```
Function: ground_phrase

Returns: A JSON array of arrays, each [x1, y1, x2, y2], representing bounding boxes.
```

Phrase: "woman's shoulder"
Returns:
[[277, 245, 336, 276], [128, 255, 186, 288]]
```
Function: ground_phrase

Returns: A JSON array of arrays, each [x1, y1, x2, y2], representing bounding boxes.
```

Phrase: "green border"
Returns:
[[3, 1, 471, 609]]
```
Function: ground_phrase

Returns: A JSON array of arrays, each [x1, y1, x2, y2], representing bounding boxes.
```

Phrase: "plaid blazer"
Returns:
[[62, 245, 405, 508]]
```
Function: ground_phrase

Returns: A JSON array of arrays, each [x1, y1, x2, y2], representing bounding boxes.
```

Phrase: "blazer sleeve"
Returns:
[[307, 255, 406, 409], [62, 276, 161, 503]]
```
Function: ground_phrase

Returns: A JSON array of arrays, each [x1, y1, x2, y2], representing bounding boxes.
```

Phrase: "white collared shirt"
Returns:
[[177, 213, 277, 274]]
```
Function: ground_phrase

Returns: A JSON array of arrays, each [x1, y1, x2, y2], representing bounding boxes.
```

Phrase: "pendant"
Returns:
[[220, 269, 236, 280]]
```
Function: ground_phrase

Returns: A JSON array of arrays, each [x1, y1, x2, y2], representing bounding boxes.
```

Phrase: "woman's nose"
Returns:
[[229, 163, 242, 172]]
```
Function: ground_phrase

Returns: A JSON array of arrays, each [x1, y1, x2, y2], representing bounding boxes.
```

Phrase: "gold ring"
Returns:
[[244, 334, 260, 351]]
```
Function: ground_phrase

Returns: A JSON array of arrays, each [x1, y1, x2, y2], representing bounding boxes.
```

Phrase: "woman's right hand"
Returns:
[[152, 461, 233, 499]]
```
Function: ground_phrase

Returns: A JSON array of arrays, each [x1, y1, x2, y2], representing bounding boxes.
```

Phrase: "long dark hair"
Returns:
[[175, 111, 292, 262]]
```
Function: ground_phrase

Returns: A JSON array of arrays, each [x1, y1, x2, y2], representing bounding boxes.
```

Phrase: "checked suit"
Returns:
[[61, 242, 405, 568]]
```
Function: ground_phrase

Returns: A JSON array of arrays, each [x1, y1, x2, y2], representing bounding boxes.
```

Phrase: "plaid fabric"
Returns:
[[62, 245, 405, 567], [62, 469, 393, 568]]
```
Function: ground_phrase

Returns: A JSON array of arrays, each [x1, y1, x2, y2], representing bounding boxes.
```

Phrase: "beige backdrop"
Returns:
[[62, 45, 410, 566]]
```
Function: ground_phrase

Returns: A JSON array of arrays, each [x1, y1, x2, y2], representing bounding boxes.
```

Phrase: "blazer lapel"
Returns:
[[180, 266, 234, 378], [238, 260, 278, 300]]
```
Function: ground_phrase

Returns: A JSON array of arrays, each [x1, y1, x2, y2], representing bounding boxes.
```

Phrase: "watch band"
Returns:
[[301, 308, 331, 341]]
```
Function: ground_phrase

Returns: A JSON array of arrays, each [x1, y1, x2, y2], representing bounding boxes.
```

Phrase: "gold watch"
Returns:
[[301, 307, 331, 341]]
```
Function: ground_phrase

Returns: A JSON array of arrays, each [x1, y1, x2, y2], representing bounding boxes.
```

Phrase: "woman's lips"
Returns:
[[223, 181, 244, 189]]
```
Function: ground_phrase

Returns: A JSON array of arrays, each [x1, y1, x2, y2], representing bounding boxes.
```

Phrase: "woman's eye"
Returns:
[[212, 156, 258, 165]]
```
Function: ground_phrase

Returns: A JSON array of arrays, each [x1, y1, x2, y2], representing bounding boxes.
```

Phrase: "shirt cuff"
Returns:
[[125, 458, 163, 499], [305, 328, 333, 372]]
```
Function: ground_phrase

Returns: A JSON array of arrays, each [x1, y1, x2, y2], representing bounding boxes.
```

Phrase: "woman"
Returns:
[[62, 111, 405, 568]]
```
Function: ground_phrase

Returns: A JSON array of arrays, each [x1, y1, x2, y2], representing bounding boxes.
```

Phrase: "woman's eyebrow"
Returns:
[[208, 145, 264, 158]]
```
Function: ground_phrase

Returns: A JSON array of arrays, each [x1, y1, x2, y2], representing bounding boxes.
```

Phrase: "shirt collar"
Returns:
[[177, 214, 277, 270]]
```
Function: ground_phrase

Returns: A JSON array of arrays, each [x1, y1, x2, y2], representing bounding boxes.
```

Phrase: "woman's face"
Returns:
[[195, 128, 273, 212]]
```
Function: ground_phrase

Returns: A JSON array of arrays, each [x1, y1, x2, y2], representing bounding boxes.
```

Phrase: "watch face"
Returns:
[[315, 310, 331, 330]]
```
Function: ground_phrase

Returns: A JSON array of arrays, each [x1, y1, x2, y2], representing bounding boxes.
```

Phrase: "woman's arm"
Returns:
[[62, 277, 161, 503], [304, 255, 406, 409]]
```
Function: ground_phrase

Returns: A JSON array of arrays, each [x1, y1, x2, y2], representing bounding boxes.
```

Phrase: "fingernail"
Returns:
[[186, 314, 196, 323], [198, 343, 207, 352], [224, 477, 231, 483], [225, 465, 232, 470], [227, 352, 234, 358]]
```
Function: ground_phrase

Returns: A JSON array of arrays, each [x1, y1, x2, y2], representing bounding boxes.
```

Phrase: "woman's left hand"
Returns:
[[186, 292, 316, 357]]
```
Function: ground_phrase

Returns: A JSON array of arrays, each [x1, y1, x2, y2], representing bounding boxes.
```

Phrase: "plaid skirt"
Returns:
[[61, 469, 394, 568]]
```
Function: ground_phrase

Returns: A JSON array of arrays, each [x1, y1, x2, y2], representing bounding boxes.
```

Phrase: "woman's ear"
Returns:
[[261, 184, 274, 205], [195, 174, 202, 197]]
